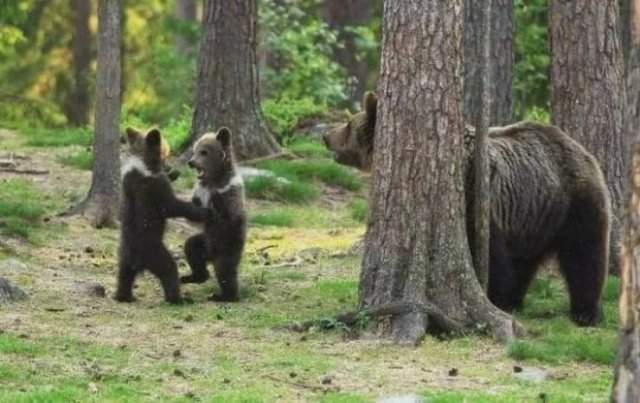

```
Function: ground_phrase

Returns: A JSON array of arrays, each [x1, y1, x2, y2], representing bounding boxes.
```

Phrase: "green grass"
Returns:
[[288, 137, 333, 159], [349, 198, 368, 223], [256, 159, 362, 192], [508, 276, 619, 365], [0, 179, 50, 239], [57, 149, 93, 170], [20, 126, 92, 147], [245, 176, 319, 203], [250, 210, 296, 227]]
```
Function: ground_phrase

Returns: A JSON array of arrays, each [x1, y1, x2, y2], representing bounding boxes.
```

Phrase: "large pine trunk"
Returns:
[[324, 0, 371, 106], [611, 144, 640, 402], [70, 0, 121, 228], [188, 0, 280, 161], [64, 0, 92, 126], [360, 0, 519, 345], [463, 0, 513, 126], [549, 0, 626, 275]]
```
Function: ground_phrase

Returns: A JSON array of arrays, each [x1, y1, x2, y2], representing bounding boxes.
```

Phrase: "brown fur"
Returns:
[[181, 128, 247, 302], [323, 93, 611, 326]]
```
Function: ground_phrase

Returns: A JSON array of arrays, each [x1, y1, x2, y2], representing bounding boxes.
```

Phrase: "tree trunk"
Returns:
[[175, 0, 198, 56], [473, 0, 493, 292], [187, 0, 280, 161], [69, 0, 121, 228], [64, 0, 92, 126], [627, 0, 640, 150], [611, 143, 640, 402], [324, 0, 371, 106], [360, 0, 519, 345], [622, 0, 631, 67], [549, 0, 626, 275], [463, 0, 513, 126]]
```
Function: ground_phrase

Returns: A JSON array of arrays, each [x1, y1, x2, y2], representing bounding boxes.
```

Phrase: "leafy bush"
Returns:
[[57, 149, 93, 170], [349, 198, 368, 223], [287, 137, 333, 159], [250, 210, 295, 227], [0, 179, 48, 239], [245, 176, 319, 203], [256, 159, 362, 191], [262, 97, 327, 141]]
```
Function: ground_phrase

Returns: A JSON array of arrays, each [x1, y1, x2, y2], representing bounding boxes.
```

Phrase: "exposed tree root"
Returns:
[[279, 301, 466, 335]]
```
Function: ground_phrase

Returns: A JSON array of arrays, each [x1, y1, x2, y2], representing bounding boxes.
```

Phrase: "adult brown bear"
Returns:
[[323, 92, 611, 326]]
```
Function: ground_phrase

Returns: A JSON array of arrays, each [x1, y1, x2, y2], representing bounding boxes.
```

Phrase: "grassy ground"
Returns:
[[0, 127, 618, 402]]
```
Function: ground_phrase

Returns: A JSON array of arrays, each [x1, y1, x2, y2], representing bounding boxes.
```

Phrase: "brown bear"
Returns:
[[181, 127, 247, 302], [323, 92, 611, 326], [115, 127, 211, 304]]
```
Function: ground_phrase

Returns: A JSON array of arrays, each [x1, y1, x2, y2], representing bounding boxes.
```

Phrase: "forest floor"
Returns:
[[0, 127, 619, 402]]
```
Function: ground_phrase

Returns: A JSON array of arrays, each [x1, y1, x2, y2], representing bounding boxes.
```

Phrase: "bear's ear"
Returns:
[[363, 91, 377, 120], [146, 128, 162, 148], [216, 127, 232, 148], [125, 127, 141, 144]]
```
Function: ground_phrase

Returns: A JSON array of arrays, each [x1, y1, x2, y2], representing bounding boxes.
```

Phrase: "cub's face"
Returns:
[[322, 91, 377, 171], [189, 127, 232, 186], [125, 127, 171, 174]]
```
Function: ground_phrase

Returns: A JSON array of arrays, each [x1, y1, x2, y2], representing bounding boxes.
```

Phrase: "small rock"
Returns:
[[321, 375, 334, 385], [184, 314, 194, 322], [377, 395, 424, 403], [448, 368, 458, 377], [81, 282, 106, 298], [513, 365, 523, 373], [513, 366, 548, 383], [222, 378, 231, 384], [289, 372, 297, 378], [0, 277, 27, 303], [173, 368, 186, 378], [173, 349, 181, 358], [88, 382, 98, 394], [85, 246, 95, 254]]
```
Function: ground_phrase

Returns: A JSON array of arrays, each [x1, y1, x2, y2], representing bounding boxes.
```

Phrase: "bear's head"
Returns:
[[124, 127, 172, 175], [322, 91, 377, 171], [189, 127, 235, 187]]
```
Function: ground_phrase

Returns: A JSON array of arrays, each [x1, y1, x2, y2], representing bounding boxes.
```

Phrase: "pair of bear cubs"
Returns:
[[114, 127, 246, 304]]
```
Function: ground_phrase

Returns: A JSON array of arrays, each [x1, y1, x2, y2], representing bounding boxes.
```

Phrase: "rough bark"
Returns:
[[611, 143, 640, 402], [473, 0, 493, 292], [68, 0, 121, 228], [175, 0, 198, 56], [622, 0, 631, 66], [360, 0, 520, 345], [187, 0, 280, 161], [324, 0, 371, 106], [549, 0, 626, 275], [627, 0, 640, 153], [65, 0, 92, 126], [463, 0, 513, 126]]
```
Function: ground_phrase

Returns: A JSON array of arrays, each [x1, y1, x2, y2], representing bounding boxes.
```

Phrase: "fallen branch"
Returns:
[[0, 168, 49, 175], [240, 151, 298, 166], [279, 301, 465, 334], [260, 256, 304, 270]]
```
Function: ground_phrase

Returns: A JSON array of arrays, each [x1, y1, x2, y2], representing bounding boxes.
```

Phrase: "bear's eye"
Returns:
[[199, 150, 208, 156]]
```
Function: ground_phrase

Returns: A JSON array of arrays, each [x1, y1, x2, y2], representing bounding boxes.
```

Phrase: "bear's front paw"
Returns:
[[113, 293, 136, 303], [208, 293, 239, 302], [571, 308, 602, 327]]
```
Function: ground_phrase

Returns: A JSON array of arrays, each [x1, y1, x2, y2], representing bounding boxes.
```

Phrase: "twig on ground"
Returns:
[[260, 256, 304, 270], [0, 168, 49, 175]]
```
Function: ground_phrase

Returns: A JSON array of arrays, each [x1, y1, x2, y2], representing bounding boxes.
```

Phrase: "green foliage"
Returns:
[[507, 276, 619, 365], [57, 149, 93, 170], [245, 176, 319, 203], [287, 137, 333, 159], [513, 0, 550, 119], [250, 210, 296, 227], [0, 179, 49, 239], [256, 159, 363, 191], [122, 107, 192, 152], [349, 198, 368, 223], [262, 97, 327, 141], [20, 126, 92, 147]]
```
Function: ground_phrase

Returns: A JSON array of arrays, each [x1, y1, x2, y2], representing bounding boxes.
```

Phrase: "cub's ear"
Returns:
[[216, 127, 232, 148], [146, 128, 162, 148], [363, 91, 377, 120], [125, 127, 141, 144]]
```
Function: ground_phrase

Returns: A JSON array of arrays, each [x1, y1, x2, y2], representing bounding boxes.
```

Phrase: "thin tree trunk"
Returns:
[[324, 0, 371, 106], [473, 0, 493, 292], [627, 0, 640, 148], [463, 0, 513, 126], [611, 143, 640, 402], [549, 0, 626, 275], [65, 0, 92, 126], [187, 0, 280, 161], [175, 0, 198, 56], [361, 0, 519, 345], [68, 0, 121, 228]]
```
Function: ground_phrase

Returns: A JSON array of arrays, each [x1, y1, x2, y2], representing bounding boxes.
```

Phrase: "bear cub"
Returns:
[[115, 127, 211, 304], [181, 127, 247, 302]]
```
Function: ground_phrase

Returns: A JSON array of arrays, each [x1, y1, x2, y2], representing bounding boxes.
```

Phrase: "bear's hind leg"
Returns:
[[148, 246, 182, 304], [488, 227, 519, 312], [115, 254, 137, 303], [209, 254, 240, 302], [181, 233, 210, 284], [557, 200, 608, 326], [508, 258, 541, 311]]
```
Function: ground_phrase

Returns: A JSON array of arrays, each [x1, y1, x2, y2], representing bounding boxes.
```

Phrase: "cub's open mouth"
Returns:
[[196, 167, 205, 180]]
